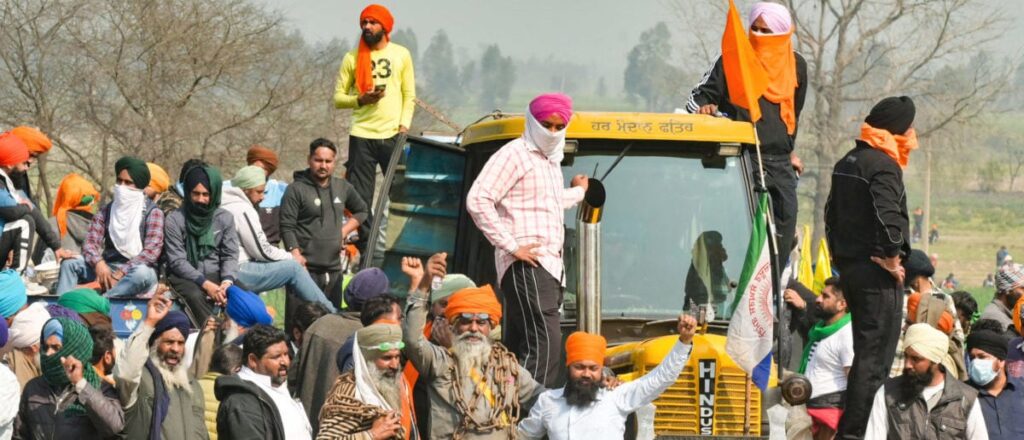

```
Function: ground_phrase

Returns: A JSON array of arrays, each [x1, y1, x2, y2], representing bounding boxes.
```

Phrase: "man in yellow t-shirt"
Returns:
[[333, 4, 415, 253]]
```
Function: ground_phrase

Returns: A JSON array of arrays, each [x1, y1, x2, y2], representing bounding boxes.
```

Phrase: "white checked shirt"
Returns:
[[467, 137, 585, 284]]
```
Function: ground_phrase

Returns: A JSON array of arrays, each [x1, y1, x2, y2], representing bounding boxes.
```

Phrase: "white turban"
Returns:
[[903, 323, 949, 364], [749, 2, 793, 34], [8, 302, 51, 349]]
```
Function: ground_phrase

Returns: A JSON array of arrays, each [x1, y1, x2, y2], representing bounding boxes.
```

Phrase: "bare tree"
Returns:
[[669, 0, 1012, 247]]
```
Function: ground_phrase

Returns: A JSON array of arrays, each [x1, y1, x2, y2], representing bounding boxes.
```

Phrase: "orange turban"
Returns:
[[0, 132, 29, 167], [906, 291, 954, 335], [52, 173, 99, 237], [565, 331, 607, 366], [355, 5, 394, 94], [246, 145, 279, 176], [146, 163, 170, 194], [444, 285, 502, 325], [10, 126, 52, 154]]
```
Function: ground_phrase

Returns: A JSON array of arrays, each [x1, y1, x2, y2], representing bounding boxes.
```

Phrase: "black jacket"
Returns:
[[686, 53, 808, 155], [280, 169, 369, 272], [214, 374, 285, 440], [825, 141, 911, 264]]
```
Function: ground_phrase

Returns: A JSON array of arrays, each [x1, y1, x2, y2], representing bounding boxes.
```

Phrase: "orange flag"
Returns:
[[722, 0, 768, 123]]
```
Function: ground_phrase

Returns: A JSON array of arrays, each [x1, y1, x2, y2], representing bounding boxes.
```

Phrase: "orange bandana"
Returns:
[[749, 30, 798, 135], [859, 123, 919, 169], [444, 285, 502, 325], [565, 331, 607, 366], [356, 5, 394, 94], [906, 291, 954, 335], [52, 174, 99, 237]]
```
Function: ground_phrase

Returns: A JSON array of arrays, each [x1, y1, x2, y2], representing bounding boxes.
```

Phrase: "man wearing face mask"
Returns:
[[966, 328, 1024, 439], [56, 156, 163, 297], [466, 93, 588, 388]]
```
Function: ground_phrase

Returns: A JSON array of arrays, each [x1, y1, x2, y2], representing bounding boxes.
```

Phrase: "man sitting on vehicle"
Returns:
[[518, 315, 696, 440], [49, 173, 100, 255], [222, 165, 335, 312], [56, 156, 163, 297]]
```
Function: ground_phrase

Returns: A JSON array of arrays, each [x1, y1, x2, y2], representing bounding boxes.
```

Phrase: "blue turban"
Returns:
[[149, 311, 191, 346], [0, 316, 8, 348], [226, 285, 272, 328], [42, 319, 64, 342], [344, 268, 390, 311], [0, 269, 26, 318]]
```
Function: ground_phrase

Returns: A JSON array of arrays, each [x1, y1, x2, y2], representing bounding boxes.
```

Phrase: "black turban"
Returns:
[[864, 96, 916, 135], [115, 156, 151, 189], [148, 311, 191, 346], [903, 249, 935, 281], [966, 329, 1011, 360]]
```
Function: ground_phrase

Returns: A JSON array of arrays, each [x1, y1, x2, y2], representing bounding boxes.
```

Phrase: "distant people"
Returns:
[[797, 277, 852, 439], [687, 2, 807, 260], [980, 264, 1024, 332], [826, 96, 917, 439], [951, 291, 980, 335], [518, 316, 697, 439], [683, 231, 731, 311], [318, 322, 415, 439], [912, 207, 924, 242], [0, 132, 69, 273], [164, 163, 238, 325], [15, 317, 125, 439], [983, 274, 996, 288], [145, 162, 171, 202], [114, 295, 208, 439], [222, 165, 335, 312], [56, 156, 163, 297], [49, 173, 100, 254], [929, 223, 939, 244], [280, 138, 368, 306], [403, 255, 543, 438], [466, 93, 588, 388], [943, 273, 960, 290], [199, 344, 243, 440], [997, 246, 1009, 268], [864, 323, 985, 439], [964, 328, 1023, 440], [333, 4, 416, 253], [216, 324, 311, 440]]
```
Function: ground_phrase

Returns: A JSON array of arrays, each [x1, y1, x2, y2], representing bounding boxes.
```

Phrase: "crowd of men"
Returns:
[[1, 2, 1023, 440]]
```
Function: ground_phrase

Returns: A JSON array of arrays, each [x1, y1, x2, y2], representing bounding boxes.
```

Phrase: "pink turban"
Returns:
[[749, 2, 792, 34], [529, 93, 573, 125]]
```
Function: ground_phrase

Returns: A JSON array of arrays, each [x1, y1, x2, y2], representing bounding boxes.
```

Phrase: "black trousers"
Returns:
[[168, 274, 222, 326], [346, 134, 400, 253], [752, 153, 798, 263], [500, 262, 563, 388], [0, 215, 37, 273], [835, 260, 904, 440]]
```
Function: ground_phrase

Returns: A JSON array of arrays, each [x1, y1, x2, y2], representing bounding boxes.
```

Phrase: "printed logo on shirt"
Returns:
[[371, 59, 392, 79], [333, 197, 342, 204], [698, 359, 717, 435]]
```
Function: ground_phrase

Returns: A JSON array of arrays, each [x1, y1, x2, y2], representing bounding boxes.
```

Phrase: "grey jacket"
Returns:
[[163, 208, 239, 286], [48, 211, 92, 254], [14, 377, 124, 439], [279, 170, 368, 272], [882, 370, 978, 440], [403, 291, 542, 439]]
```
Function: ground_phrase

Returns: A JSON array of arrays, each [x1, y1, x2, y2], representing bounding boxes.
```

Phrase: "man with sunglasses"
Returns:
[[467, 93, 588, 388], [319, 322, 417, 439], [402, 254, 543, 439]]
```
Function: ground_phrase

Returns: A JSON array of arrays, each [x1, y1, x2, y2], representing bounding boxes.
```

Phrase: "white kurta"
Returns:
[[518, 340, 692, 440]]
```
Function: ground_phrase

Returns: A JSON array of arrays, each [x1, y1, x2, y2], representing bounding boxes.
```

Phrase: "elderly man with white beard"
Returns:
[[317, 322, 416, 439], [402, 254, 543, 439], [115, 292, 209, 440]]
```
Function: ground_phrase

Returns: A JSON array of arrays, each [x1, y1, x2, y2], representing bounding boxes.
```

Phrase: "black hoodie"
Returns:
[[280, 169, 369, 272], [214, 374, 285, 440]]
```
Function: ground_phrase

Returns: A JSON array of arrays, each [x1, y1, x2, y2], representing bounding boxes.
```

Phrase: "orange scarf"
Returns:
[[859, 123, 919, 169], [52, 173, 98, 237], [750, 30, 798, 134], [356, 5, 394, 94]]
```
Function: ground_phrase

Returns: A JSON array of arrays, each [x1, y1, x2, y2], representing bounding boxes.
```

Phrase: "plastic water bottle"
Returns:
[[430, 276, 443, 291]]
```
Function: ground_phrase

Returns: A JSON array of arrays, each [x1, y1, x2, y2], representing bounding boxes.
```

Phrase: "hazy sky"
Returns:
[[258, 0, 672, 83]]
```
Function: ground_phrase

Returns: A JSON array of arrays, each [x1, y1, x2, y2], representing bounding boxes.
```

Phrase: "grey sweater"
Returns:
[[163, 208, 239, 286], [280, 170, 368, 272]]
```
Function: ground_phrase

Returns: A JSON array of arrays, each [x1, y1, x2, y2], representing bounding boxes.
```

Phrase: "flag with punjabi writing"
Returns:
[[726, 192, 774, 390]]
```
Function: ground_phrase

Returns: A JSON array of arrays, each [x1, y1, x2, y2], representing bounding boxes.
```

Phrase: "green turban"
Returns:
[[39, 317, 101, 416], [432, 274, 478, 302], [233, 165, 267, 190], [57, 288, 110, 316], [356, 322, 403, 360], [115, 156, 151, 189]]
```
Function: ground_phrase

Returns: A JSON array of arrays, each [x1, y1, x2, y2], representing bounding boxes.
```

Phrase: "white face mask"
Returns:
[[523, 111, 567, 163], [109, 184, 147, 258]]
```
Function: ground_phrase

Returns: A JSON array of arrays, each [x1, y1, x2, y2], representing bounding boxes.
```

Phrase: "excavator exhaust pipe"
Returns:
[[576, 179, 606, 334]]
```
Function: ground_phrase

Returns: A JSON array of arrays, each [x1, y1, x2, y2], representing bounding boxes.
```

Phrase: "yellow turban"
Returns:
[[146, 163, 170, 194]]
